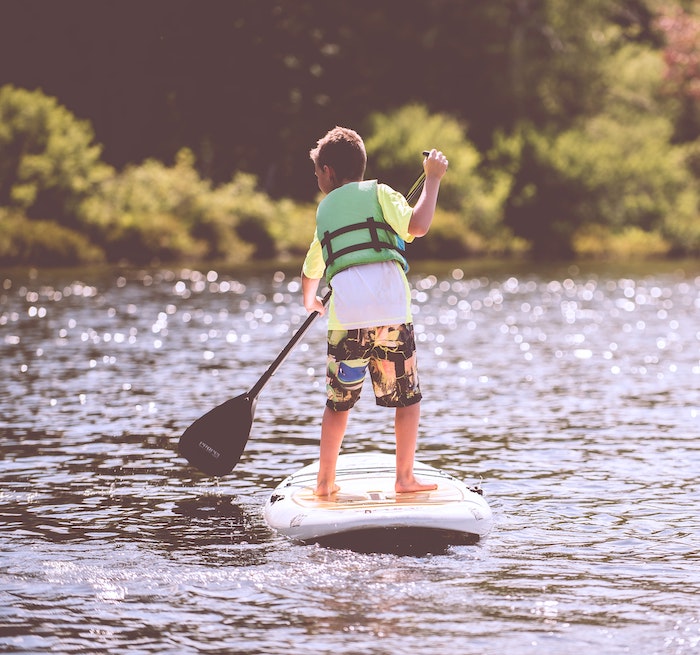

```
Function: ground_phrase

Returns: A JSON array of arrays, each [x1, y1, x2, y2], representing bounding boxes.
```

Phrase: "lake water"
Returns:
[[1, 259, 699, 655]]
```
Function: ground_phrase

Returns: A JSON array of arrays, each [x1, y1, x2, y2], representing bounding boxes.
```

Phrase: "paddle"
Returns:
[[178, 289, 331, 476], [178, 153, 431, 476]]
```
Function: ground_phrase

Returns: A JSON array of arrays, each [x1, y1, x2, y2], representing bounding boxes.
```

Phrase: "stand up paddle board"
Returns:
[[263, 453, 493, 552]]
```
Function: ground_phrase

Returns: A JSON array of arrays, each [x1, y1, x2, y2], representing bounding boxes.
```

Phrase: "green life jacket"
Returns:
[[316, 180, 408, 282]]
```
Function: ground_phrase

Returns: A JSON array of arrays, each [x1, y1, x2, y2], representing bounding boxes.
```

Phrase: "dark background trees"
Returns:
[[1, 0, 699, 263], [1, 0, 656, 197]]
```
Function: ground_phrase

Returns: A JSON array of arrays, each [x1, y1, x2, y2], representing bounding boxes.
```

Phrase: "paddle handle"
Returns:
[[248, 289, 332, 400], [405, 151, 430, 205]]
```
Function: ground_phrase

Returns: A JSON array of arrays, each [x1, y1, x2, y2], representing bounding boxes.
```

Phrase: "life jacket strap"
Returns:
[[321, 216, 401, 268]]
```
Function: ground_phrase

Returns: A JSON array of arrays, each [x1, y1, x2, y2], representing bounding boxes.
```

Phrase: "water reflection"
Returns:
[[2, 260, 700, 654]]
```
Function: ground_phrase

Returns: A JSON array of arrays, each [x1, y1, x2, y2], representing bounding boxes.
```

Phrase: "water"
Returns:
[[2, 260, 700, 655]]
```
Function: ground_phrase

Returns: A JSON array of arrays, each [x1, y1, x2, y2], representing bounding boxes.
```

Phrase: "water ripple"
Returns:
[[2, 261, 700, 654]]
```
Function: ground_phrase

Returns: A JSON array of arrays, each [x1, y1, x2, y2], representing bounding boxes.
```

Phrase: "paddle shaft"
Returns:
[[248, 289, 331, 400]]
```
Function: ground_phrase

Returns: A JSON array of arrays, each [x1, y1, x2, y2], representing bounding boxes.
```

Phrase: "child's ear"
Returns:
[[325, 165, 337, 185]]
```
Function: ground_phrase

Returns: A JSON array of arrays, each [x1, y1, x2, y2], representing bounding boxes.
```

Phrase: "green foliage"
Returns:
[[365, 105, 517, 250], [556, 115, 687, 229], [4, 13, 700, 271], [207, 173, 282, 260], [572, 224, 671, 259], [660, 181, 700, 255], [84, 149, 205, 230], [502, 36, 700, 258], [1, 0, 661, 200], [0, 209, 104, 265], [503, 115, 698, 257], [101, 212, 206, 265], [406, 209, 528, 259], [0, 83, 314, 266], [366, 105, 479, 212], [83, 151, 258, 264], [513, 0, 613, 126], [602, 44, 669, 122], [0, 85, 111, 225], [265, 197, 318, 258], [84, 156, 316, 265]]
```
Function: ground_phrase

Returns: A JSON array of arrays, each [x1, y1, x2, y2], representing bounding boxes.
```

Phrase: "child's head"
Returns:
[[309, 126, 367, 184]]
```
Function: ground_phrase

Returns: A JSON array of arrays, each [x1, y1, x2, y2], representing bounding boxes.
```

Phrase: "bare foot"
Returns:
[[395, 477, 438, 494], [314, 483, 340, 497]]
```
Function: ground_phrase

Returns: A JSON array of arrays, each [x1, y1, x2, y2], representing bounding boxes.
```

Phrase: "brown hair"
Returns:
[[309, 126, 367, 182]]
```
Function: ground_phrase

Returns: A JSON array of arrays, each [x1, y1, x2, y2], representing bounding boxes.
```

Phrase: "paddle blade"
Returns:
[[178, 393, 256, 476]]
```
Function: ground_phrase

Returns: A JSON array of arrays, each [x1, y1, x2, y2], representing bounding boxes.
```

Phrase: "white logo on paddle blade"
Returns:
[[198, 441, 221, 459]]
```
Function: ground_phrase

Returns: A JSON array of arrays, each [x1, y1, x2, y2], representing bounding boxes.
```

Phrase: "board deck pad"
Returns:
[[264, 453, 493, 554], [289, 475, 473, 508]]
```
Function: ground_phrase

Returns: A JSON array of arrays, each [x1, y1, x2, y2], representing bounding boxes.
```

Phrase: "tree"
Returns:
[[0, 0, 644, 200], [655, 3, 700, 141], [0, 85, 111, 225], [503, 38, 700, 258], [365, 105, 519, 257]]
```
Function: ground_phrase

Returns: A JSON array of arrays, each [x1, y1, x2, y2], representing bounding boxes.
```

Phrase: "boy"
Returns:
[[302, 126, 448, 497]]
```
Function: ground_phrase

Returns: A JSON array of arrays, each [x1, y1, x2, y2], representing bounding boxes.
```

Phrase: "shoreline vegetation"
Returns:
[[2, 68, 700, 267]]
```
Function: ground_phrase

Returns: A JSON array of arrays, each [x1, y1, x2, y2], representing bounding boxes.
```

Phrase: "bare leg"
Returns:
[[394, 402, 438, 493], [314, 406, 349, 496]]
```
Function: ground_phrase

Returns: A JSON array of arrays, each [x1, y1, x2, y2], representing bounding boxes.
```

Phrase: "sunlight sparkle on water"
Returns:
[[1, 262, 700, 655]]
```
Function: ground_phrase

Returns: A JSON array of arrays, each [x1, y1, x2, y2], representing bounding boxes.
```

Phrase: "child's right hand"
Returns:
[[423, 149, 449, 180]]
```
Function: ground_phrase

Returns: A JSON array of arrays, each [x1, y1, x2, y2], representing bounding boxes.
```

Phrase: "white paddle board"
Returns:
[[263, 453, 493, 552]]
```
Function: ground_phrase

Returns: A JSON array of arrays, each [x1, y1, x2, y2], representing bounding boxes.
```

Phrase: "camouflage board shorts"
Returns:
[[325, 323, 422, 411]]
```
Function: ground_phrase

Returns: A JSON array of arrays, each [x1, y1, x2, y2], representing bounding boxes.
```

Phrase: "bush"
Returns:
[[0, 85, 111, 225], [364, 104, 517, 256], [263, 197, 318, 258], [83, 150, 254, 264], [72, 145, 316, 265], [405, 208, 528, 259], [502, 116, 697, 258], [572, 224, 671, 259], [501, 42, 700, 258], [207, 173, 282, 260], [198, 173, 316, 261], [103, 212, 206, 265], [0, 209, 104, 265]]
